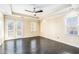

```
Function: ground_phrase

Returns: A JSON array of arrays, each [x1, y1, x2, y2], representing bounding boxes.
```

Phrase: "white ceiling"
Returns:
[[0, 4, 79, 19], [0, 4, 12, 15]]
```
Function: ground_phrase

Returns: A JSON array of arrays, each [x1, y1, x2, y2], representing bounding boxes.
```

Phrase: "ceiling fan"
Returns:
[[10, 4, 40, 18], [25, 8, 43, 16]]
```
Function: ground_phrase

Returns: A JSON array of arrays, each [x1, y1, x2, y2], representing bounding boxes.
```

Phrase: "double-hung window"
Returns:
[[65, 14, 79, 36]]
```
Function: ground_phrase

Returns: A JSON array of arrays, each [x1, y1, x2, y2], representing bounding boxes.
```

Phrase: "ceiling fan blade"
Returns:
[[25, 10, 34, 13], [35, 10, 43, 13]]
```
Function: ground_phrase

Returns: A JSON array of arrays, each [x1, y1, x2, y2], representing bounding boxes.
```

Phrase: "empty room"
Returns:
[[0, 4, 79, 54]]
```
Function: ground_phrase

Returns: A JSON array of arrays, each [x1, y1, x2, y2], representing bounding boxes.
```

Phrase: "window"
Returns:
[[65, 16, 79, 36], [30, 22, 37, 32]]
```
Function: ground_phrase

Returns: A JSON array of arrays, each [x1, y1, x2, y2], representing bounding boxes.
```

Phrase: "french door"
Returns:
[[5, 17, 23, 40]]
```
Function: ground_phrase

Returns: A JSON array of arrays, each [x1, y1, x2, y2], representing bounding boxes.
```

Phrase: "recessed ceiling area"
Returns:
[[0, 4, 79, 19]]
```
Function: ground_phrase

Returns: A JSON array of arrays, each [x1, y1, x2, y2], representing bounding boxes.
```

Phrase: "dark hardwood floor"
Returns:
[[0, 36, 79, 54]]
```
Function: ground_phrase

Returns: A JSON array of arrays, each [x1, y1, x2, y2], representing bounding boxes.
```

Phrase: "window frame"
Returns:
[[65, 13, 79, 37]]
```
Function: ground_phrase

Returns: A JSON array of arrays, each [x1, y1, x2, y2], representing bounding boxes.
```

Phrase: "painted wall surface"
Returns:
[[0, 12, 4, 45], [40, 15, 79, 48], [5, 16, 40, 40], [23, 17, 40, 38]]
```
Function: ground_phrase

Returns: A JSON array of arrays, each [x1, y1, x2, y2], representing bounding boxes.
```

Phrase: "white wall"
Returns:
[[0, 12, 4, 45], [40, 15, 79, 48], [23, 17, 40, 38]]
